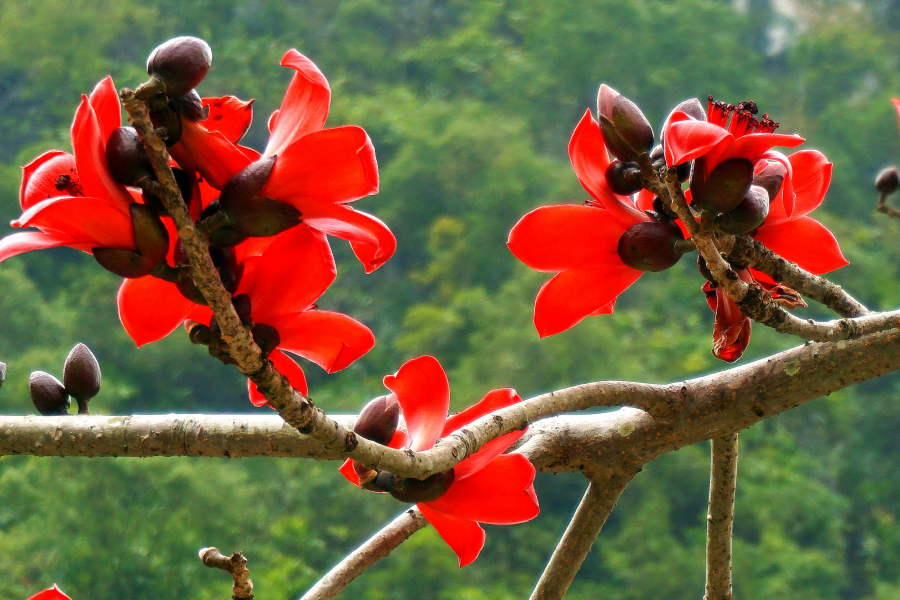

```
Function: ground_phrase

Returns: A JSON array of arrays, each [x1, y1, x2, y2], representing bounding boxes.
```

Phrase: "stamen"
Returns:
[[54, 171, 84, 196]]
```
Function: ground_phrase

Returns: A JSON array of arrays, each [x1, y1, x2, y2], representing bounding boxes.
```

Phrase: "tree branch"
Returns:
[[200, 547, 254, 599], [529, 473, 635, 600], [704, 434, 738, 600], [299, 508, 428, 600]]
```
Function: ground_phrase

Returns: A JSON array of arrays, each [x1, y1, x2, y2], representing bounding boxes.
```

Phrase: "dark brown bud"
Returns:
[[251, 324, 281, 358], [219, 157, 302, 239], [94, 248, 151, 278], [185, 321, 216, 346], [876, 166, 900, 195], [604, 160, 643, 196], [63, 344, 101, 409], [689, 157, 754, 214], [598, 95, 654, 163], [716, 185, 769, 235], [169, 90, 208, 122], [200, 200, 247, 248], [354, 395, 401, 445], [616, 219, 685, 272], [30, 371, 70, 415], [753, 162, 785, 203], [147, 36, 213, 97], [210, 246, 241, 294], [106, 127, 154, 187], [142, 168, 194, 217], [131, 203, 169, 268], [390, 470, 456, 504], [176, 274, 208, 305], [149, 106, 182, 146]]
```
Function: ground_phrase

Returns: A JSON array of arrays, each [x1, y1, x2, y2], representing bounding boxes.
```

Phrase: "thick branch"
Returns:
[[704, 434, 738, 600], [200, 547, 254, 599], [299, 508, 427, 600], [529, 473, 635, 600]]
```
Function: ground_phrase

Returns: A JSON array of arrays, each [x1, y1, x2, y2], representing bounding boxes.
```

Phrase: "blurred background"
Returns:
[[1, 0, 900, 597]]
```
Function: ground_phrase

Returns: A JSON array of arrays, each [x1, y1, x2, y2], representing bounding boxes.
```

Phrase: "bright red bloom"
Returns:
[[339, 356, 539, 567], [0, 77, 139, 265], [27, 585, 72, 600], [171, 50, 396, 273], [508, 109, 649, 337]]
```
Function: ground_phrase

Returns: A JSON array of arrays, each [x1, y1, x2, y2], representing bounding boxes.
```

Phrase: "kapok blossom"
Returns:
[[339, 356, 539, 567], [27, 585, 72, 600], [171, 49, 396, 273]]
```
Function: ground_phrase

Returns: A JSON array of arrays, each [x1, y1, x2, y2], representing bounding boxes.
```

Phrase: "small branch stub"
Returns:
[[200, 547, 254, 599]]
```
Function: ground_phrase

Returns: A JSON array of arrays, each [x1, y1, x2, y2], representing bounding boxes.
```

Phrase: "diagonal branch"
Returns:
[[704, 434, 739, 600], [529, 473, 635, 600], [299, 508, 427, 600]]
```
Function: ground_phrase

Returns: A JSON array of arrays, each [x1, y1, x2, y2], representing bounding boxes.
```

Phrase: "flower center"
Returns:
[[706, 96, 778, 137]]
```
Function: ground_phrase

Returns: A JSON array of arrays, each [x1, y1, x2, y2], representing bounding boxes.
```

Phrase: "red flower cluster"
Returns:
[[509, 89, 847, 361]]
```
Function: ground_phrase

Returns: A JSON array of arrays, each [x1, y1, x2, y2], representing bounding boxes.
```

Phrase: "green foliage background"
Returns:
[[0, 0, 900, 598]]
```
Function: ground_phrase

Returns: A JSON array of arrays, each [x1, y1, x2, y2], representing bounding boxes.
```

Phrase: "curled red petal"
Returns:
[[426, 454, 539, 525], [20, 150, 77, 210], [28, 585, 73, 600], [71, 95, 132, 209], [767, 150, 831, 225], [534, 265, 643, 337], [263, 126, 379, 203], [664, 115, 732, 166], [248, 349, 308, 406], [417, 504, 486, 568], [275, 310, 375, 373], [454, 430, 526, 480], [507, 204, 625, 272], [759, 150, 795, 217], [15, 196, 135, 250], [754, 216, 848, 275], [704, 283, 752, 363], [117, 277, 206, 347], [170, 120, 252, 190], [715, 132, 805, 167], [89, 76, 121, 143], [264, 49, 331, 158], [443, 388, 521, 435], [383, 356, 449, 452], [0, 230, 77, 264], [201, 96, 254, 143]]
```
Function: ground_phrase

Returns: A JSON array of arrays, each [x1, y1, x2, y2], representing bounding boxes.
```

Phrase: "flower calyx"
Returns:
[[616, 216, 687, 272], [605, 160, 643, 195], [146, 36, 213, 98], [93, 204, 170, 278], [354, 395, 401, 446], [597, 85, 654, 163], [716, 185, 770, 235], [689, 157, 755, 214]]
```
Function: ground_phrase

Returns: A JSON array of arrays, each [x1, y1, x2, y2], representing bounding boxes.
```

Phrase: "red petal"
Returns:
[[279, 197, 396, 272], [590, 299, 616, 315], [766, 150, 831, 225], [201, 96, 254, 143], [418, 504, 486, 568], [568, 110, 647, 227], [507, 204, 625, 272], [635, 188, 655, 212], [275, 310, 375, 373], [534, 265, 643, 337], [263, 126, 379, 203], [242, 226, 335, 323], [664, 115, 732, 166], [28, 585, 73, 600], [715, 132, 805, 166], [426, 454, 539, 524], [117, 277, 207, 347], [71, 95, 132, 209], [248, 349, 308, 406], [20, 151, 77, 210], [170, 120, 252, 190], [14, 196, 136, 250], [89, 76, 121, 143], [443, 388, 521, 435], [893, 98, 900, 128], [759, 150, 795, 217], [0, 230, 77, 264], [454, 430, 526, 480], [339, 458, 360, 486], [383, 356, 449, 451], [754, 216, 848, 275], [264, 49, 331, 158], [706, 284, 752, 363]]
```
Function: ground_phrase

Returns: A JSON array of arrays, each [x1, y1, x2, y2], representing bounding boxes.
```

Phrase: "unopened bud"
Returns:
[[147, 36, 213, 97], [169, 90, 208, 122], [390, 470, 456, 504], [604, 160, 643, 195], [616, 219, 686, 272], [106, 127, 154, 187], [876, 166, 900, 195], [354, 395, 401, 445], [63, 344, 101, 413], [598, 94, 654, 162], [210, 246, 241, 294], [131, 203, 169, 268], [716, 185, 769, 235], [689, 157, 754, 214], [670, 98, 707, 122], [219, 157, 302, 238], [30, 371, 70, 416]]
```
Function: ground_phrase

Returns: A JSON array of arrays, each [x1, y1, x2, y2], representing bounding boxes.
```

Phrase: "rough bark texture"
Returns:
[[704, 434, 738, 600], [200, 547, 254, 599]]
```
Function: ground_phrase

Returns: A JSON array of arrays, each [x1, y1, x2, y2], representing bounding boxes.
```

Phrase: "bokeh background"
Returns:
[[1, 0, 900, 597]]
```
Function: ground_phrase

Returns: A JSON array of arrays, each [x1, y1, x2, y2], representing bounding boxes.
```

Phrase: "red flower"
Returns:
[[27, 585, 72, 600], [171, 50, 396, 273], [507, 108, 651, 337], [0, 77, 139, 265], [339, 356, 539, 567]]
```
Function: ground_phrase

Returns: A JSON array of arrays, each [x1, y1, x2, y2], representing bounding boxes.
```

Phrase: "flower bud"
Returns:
[[169, 90, 208, 122], [251, 324, 280, 358], [210, 246, 241, 294], [716, 185, 769, 235], [219, 157, 302, 239], [131, 203, 169, 268], [106, 127, 154, 187], [63, 344, 101, 411], [30, 371, 70, 416], [598, 94, 654, 162], [689, 157, 754, 214], [147, 36, 213, 97], [668, 98, 706, 123], [93, 248, 151, 278], [353, 395, 401, 445], [604, 160, 643, 196], [616, 219, 685, 272], [390, 470, 456, 504], [876, 166, 900, 195]]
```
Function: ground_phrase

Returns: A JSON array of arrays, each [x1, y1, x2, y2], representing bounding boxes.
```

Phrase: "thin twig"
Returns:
[[529, 473, 635, 600], [877, 191, 900, 219], [299, 508, 428, 600], [200, 547, 254, 599], [704, 434, 738, 600]]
